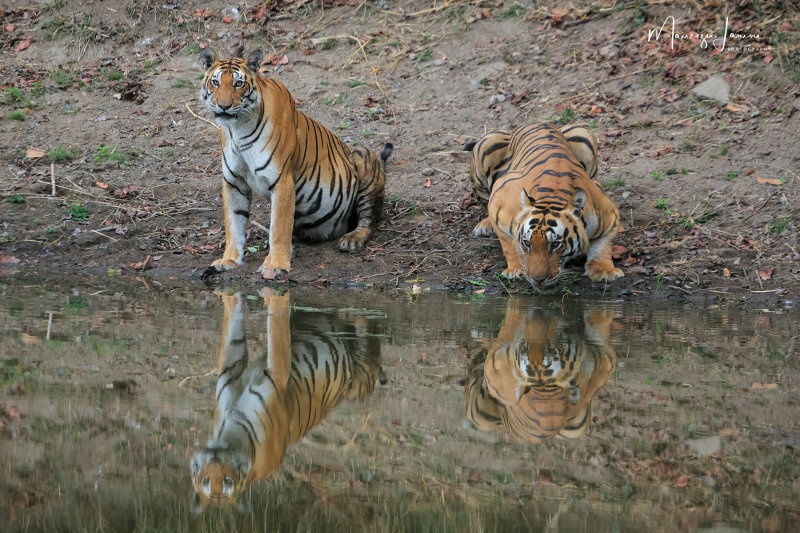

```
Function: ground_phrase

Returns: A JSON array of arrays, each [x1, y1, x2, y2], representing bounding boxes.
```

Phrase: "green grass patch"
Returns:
[[654, 198, 670, 209], [49, 146, 77, 162], [69, 204, 89, 221], [171, 79, 191, 88], [602, 176, 626, 189], [8, 110, 26, 121]]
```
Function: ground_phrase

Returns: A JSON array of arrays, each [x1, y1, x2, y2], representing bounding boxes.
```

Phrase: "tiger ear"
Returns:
[[247, 49, 264, 73], [572, 189, 586, 216], [520, 188, 535, 208], [200, 48, 217, 69]]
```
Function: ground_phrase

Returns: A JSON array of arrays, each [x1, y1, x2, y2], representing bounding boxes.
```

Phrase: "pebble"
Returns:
[[692, 76, 730, 104], [421, 167, 435, 176]]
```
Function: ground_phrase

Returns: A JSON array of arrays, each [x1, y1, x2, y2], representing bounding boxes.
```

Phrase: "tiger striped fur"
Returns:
[[466, 123, 623, 291], [199, 49, 392, 279], [189, 290, 384, 511], [465, 298, 617, 443]]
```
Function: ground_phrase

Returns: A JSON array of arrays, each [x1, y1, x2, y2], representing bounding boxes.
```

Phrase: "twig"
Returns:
[[186, 103, 219, 130], [178, 369, 217, 388], [50, 163, 56, 196], [251, 220, 269, 234], [90, 229, 119, 242]]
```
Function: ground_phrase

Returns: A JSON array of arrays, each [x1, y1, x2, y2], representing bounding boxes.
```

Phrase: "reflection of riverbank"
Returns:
[[466, 299, 616, 443]]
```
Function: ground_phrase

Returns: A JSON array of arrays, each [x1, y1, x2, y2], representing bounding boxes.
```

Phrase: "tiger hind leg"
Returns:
[[584, 226, 624, 282], [337, 143, 392, 252]]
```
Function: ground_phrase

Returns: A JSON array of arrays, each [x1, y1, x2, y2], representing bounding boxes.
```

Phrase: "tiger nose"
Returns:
[[218, 102, 231, 111]]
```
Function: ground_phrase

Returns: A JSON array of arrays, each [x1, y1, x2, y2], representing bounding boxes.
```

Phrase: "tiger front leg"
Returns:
[[204, 179, 251, 279], [585, 227, 624, 282], [497, 233, 525, 279], [259, 173, 294, 279]]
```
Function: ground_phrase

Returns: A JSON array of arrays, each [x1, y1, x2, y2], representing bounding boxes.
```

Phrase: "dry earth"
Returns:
[[1, 0, 799, 305]]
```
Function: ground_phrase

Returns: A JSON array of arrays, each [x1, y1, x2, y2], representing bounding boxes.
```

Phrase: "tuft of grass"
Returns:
[[93, 145, 130, 165], [652, 171, 662, 181], [8, 110, 26, 121], [419, 48, 433, 62], [3, 87, 25, 102], [502, 3, 528, 18], [51, 70, 72, 87], [105, 71, 124, 81], [557, 106, 575, 125], [9, 194, 25, 204], [725, 171, 741, 181], [171, 79, 191, 88], [348, 80, 366, 88], [770, 219, 790, 233], [321, 38, 337, 50], [49, 147, 77, 162], [69, 204, 89, 221], [654, 198, 670, 209], [602, 177, 626, 190]]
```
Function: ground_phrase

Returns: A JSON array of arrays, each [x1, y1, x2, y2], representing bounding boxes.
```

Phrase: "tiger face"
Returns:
[[465, 300, 617, 443], [190, 448, 250, 511], [514, 190, 590, 292], [200, 48, 262, 124]]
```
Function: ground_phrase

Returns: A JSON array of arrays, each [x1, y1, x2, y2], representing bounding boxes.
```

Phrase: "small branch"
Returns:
[[50, 163, 56, 196]]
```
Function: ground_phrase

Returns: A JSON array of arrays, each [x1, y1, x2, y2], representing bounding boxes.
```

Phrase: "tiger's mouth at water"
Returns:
[[214, 111, 237, 119]]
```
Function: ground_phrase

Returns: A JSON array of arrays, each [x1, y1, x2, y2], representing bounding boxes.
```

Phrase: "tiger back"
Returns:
[[466, 123, 622, 292], [465, 298, 617, 443], [189, 290, 384, 511], [199, 49, 393, 280]]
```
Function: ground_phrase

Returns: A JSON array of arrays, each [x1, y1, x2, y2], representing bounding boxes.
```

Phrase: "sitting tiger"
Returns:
[[199, 48, 393, 279], [465, 298, 617, 443], [465, 123, 623, 291], [189, 289, 384, 511]]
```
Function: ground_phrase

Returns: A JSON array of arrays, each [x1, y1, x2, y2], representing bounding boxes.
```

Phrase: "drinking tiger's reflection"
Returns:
[[466, 299, 617, 443], [190, 289, 384, 512]]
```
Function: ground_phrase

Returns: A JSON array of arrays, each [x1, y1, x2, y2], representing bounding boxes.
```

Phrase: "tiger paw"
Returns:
[[259, 253, 291, 273], [258, 266, 288, 281], [585, 263, 624, 282], [501, 268, 524, 279], [472, 218, 496, 237], [337, 228, 371, 252], [202, 258, 240, 280]]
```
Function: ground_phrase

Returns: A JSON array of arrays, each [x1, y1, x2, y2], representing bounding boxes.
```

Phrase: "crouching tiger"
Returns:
[[465, 298, 616, 443], [466, 123, 623, 292], [190, 290, 384, 511], [199, 48, 393, 279]]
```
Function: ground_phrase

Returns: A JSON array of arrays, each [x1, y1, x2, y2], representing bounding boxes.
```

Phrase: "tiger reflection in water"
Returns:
[[465, 299, 616, 442], [190, 290, 384, 511]]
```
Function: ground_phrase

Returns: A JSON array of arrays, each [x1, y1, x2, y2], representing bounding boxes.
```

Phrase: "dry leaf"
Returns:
[[0, 255, 22, 264], [675, 474, 688, 487], [393, 160, 409, 165], [422, 178, 431, 188], [744, 167, 755, 176], [590, 105, 603, 114], [5, 24, 14, 32], [722, 267, 730, 278], [725, 102, 748, 113], [756, 176, 782, 186], [612, 245, 628, 259], [95, 181, 109, 189], [751, 382, 778, 390], [15, 37, 32, 52], [758, 266, 774, 281], [130, 255, 153, 270], [222, 15, 232, 23], [21, 333, 41, 345], [25, 148, 45, 159]]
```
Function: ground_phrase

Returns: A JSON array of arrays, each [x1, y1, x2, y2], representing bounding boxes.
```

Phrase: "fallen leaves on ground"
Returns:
[[758, 266, 774, 280], [751, 383, 778, 390], [0, 255, 22, 264], [25, 148, 45, 159], [130, 255, 153, 270], [756, 176, 782, 186]]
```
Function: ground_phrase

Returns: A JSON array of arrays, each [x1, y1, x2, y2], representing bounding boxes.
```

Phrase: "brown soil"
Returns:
[[1, 1, 799, 305]]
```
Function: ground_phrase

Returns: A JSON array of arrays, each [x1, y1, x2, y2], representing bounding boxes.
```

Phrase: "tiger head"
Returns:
[[515, 188, 589, 292], [189, 445, 252, 513], [199, 48, 263, 124]]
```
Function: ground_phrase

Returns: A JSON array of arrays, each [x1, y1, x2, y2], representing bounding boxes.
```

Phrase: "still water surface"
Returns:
[[1, 282, 798, 532]]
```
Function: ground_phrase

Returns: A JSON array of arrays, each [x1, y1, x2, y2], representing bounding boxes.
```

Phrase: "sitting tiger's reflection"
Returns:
[[466, 299, 616, 443], [190, 290, 384, 511]]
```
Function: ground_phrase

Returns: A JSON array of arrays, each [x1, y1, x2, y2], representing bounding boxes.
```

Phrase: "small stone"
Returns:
[[489, 94, 506, 105], [421, 167, 435, 176], [599, 44, 619, 59], [692, 76, 730, 104]]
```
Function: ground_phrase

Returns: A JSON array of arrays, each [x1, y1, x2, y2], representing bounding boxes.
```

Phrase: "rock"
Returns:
[[421, 167, 435, 176], [599, 44, 619, 59], [686, 435, 721, 457], [692, 76, 730, 104]]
